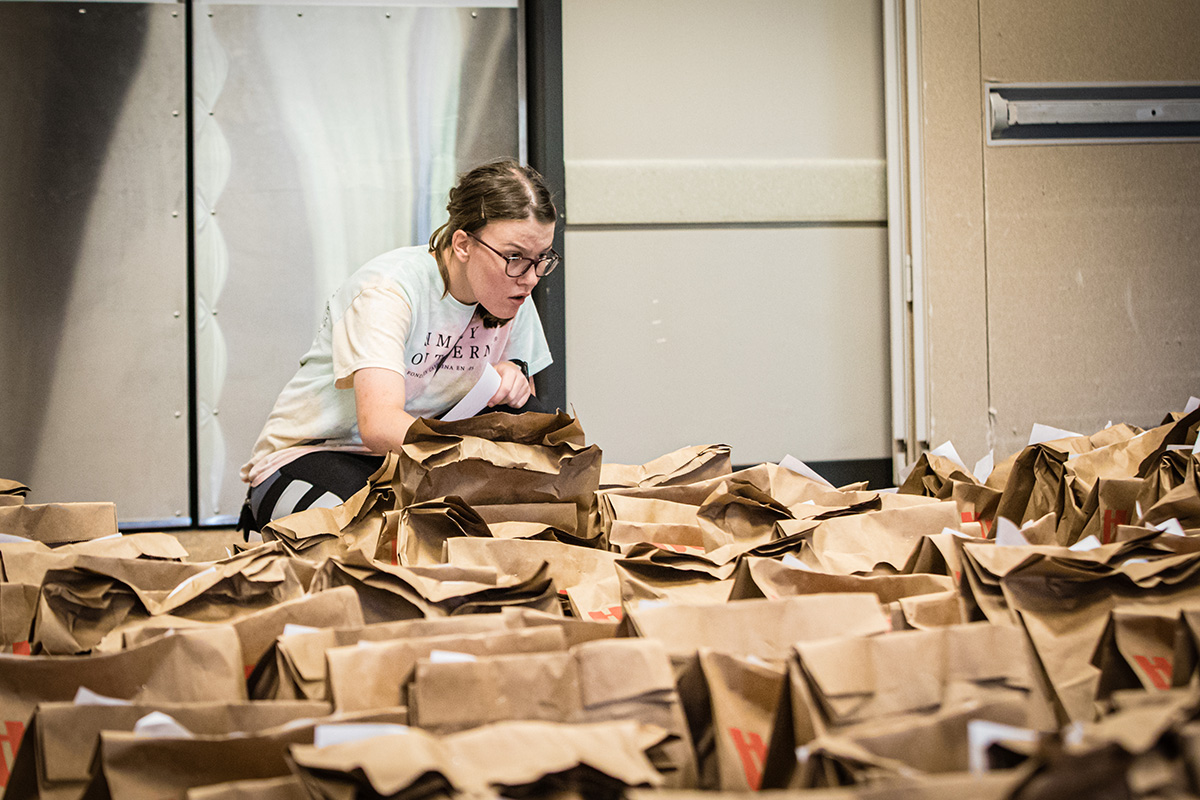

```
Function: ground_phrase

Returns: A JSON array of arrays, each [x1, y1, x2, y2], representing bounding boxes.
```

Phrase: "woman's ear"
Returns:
[[450, 229, 471, 262]]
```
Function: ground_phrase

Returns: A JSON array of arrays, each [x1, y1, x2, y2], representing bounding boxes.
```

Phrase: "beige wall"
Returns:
[[918, 0, 1200, 467], [561, 0, 892, 467]]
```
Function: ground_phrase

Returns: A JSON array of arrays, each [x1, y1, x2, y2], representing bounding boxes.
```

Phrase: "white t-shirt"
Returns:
[[241, 245, 552, 485]]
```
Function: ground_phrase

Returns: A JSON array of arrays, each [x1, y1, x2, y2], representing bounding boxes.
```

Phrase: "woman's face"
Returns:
[[455, 217, 556, 320]]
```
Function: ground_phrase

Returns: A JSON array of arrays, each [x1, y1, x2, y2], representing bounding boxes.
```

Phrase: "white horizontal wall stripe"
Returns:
[[564, 158, 887, 226]]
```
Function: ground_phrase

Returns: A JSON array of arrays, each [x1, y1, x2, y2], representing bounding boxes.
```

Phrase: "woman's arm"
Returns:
[[354, 367, 418, 454]]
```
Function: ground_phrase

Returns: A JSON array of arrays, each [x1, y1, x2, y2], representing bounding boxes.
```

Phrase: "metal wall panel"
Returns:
[[194, 4, 520, 523], [0, 2, 190, 524]]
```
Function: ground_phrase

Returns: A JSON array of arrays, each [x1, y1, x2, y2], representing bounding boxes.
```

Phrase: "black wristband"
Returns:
[[509, 359, 529, 379]]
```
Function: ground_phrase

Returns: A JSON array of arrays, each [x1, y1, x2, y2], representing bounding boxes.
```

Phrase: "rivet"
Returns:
[[78, 8, 86, 13], [175, 510, 183, 517], [172, 110, 179, 117], [174, 410, 182, 417], [470, 10, 477, 18], [171, 211, 179, 217], [173, 310, 181, 318], [213, 409, 219, 416], [212, 309, 218, 316]]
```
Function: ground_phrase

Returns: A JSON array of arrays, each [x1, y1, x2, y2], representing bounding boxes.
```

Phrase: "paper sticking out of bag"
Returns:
[[440, 363, 501, 422], [778, 455, 833, 487]]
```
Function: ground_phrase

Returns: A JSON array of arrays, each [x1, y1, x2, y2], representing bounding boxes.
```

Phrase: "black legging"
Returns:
[[239, 395, 550, 533]]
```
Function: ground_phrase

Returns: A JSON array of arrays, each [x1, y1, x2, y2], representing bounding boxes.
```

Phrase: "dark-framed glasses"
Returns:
[[467, 232, 560, 278]]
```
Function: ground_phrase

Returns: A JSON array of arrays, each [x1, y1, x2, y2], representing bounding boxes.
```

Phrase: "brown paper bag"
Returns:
[[186, 776, 307, 800], [325, 626, 568, 711], [893, 590, 968, 631], [0, 627, 246, 796], [993, 444, 1070, 528], [0, 504, 117, 546], [898, 452, 978, 498], [728, 556, 955, 605], [1091, 605, 1191, 704], [32, 544, 307, 654], [79, 708, 406, 800], [0, 483, 28, 509], [1135, 450, 1194, 514], [474, 502, 579, 534], [793, 623, 1046, 731], [985, 422, 1142, 491], [272, 615, 513, 701], [1139, 460, 1200, 529], [599, 445, 732, 490], [1076, 477, 1144, 545], [999, 546, 1200, 724], [696, 482, 793, 553], [7, 700, 330, 800], [445, 537, 620, 596], [0, 585, 37, 656], [396, 412, 602, 543], [309, 556, 557, 623], [805, 502, 961, 575], [118, 586, 365, 690], [626, 595, 888, 661], [0, 536, 191, 588], [263, 453, 399, 562], [376, 497, 490, 566], [697, 649, 787, 790], [616, 560, 734, 609], [409, 639, 698, 787], [565, 575, 625, 622], [287, 720, 665, 799], [498, 607, 619, 648]]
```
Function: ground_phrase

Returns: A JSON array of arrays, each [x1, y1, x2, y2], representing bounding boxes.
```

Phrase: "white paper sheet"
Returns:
[[1028, 422, 1083, 447], [441, 363, 502, 422], [778, 454, 833, 487], [929, 440, 967, 470], [314, 723, 410, 748], [973, 451, 994, 483], [133, 711, 195, 739]]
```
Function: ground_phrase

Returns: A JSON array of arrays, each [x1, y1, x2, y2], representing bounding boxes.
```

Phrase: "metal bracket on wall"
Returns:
[[986, 83, 1200, 145]]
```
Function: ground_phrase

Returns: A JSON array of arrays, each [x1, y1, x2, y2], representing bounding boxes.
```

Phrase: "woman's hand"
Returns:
[[489, 361, 534, 408]]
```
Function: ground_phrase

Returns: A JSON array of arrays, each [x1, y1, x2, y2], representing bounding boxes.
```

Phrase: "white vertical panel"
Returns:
[[562, 0, 891, 468]]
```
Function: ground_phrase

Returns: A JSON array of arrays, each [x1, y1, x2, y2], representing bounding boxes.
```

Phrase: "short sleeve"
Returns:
[[331, 285, 413, 389]]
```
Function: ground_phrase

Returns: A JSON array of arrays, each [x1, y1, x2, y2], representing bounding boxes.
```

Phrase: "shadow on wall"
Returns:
[[0, 3, 148, 479]]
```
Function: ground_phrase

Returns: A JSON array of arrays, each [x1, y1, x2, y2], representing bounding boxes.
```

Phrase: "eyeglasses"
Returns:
[[467, 232, 560, 278]]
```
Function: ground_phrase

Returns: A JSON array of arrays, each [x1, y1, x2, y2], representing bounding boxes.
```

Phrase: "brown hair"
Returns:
[[429, 158, 558, 293]]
